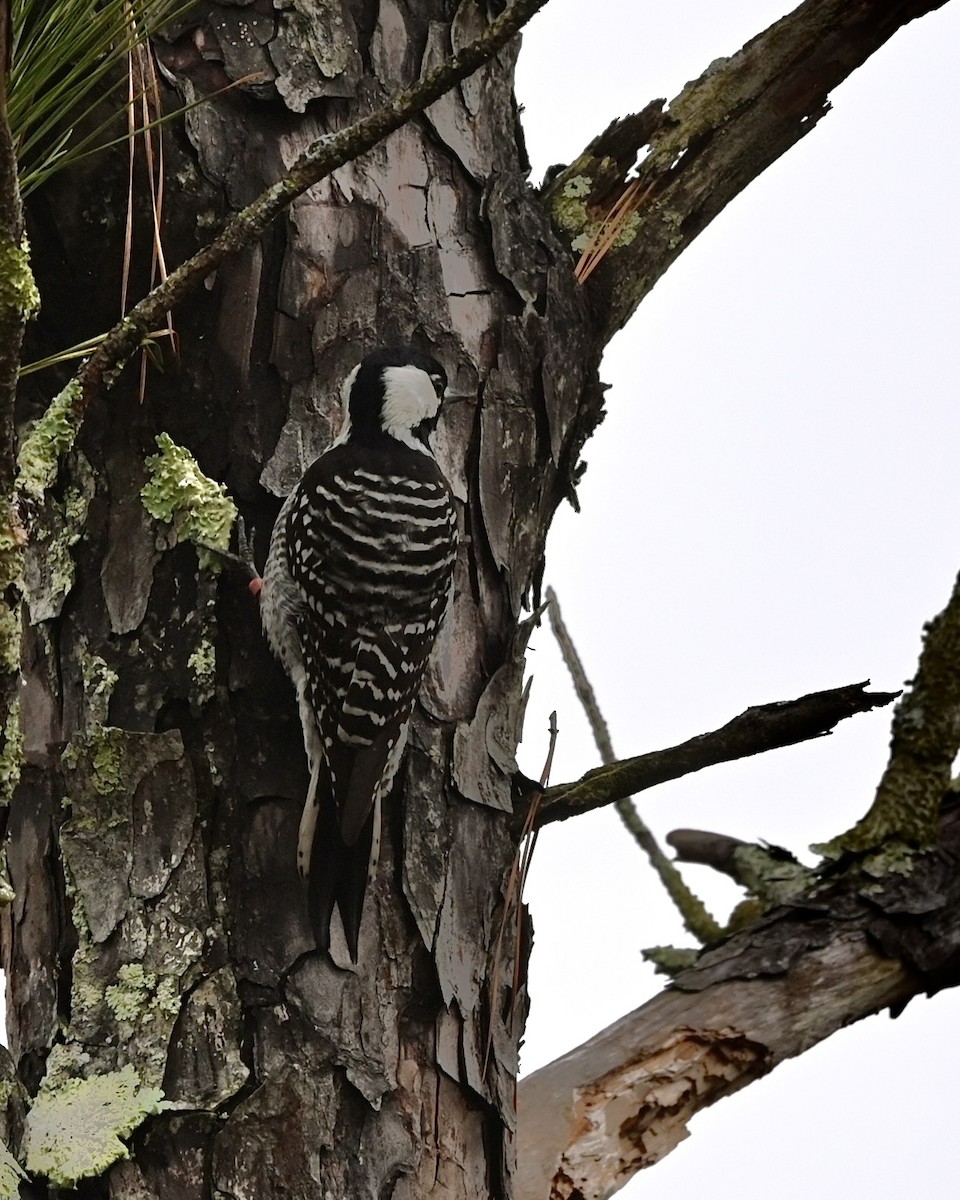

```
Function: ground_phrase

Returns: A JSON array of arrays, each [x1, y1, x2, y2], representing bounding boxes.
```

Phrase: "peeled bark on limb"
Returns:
[[518, 801, 960, 1200], [544, 0, 952, 344]]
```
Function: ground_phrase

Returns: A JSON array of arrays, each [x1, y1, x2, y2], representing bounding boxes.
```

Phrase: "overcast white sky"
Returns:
[[514, 1, 960, 1196]]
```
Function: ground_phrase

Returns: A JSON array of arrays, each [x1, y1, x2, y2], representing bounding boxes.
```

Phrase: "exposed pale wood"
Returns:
[[519, 801, 960, 1199], [518, 937, 911, 1200]]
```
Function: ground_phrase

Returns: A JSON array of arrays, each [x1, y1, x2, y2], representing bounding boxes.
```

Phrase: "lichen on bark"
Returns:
[[140, 432, 238, 569], [0, 1139, 24, 1199], [15, 380, 82, 501], [816, 569, 960, 861], [22, 1065, 165, 1190], [0, 237, 39, 320]]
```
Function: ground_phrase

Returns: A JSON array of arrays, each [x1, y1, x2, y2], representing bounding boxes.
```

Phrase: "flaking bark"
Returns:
[[7, 2, 594, 1195], [547, 0, 952, 341]]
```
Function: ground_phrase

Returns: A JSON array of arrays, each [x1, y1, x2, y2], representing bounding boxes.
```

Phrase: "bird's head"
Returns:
[[337, 347, 451, 451]]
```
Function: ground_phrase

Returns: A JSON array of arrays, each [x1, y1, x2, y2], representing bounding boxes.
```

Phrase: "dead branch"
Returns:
[[543, 0, 950, 344], [535, 682, 898, 825], [517, 800, 960, 1200]]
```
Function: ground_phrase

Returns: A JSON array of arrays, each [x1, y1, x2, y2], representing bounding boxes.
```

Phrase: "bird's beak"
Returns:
[[443, 386, 476, 402]]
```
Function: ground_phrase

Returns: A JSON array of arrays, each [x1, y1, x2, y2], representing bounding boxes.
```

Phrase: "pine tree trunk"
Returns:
[[4, 2, 597, 1195]]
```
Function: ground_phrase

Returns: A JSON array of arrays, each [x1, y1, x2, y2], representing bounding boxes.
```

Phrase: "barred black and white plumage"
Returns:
[[260, 347, 459, 961]]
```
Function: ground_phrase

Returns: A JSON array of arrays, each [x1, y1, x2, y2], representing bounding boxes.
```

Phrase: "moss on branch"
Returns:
[[817, 571, 960, 860]]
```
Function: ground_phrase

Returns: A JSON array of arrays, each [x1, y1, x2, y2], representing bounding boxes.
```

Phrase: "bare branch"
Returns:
[[71, 0, 551, 411], [517, 801, 960, 1200], [542, 0, 950, 343], [666, 828, 749, 878], [535, 682, 898, 825], [546, 587, 722, 942]]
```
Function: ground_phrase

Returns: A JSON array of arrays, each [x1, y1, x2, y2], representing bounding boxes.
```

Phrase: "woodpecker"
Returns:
[[260, 347, 459, 961]]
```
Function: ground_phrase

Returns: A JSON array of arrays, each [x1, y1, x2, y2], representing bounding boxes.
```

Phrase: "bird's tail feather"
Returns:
[[306, 771, 375, 962]]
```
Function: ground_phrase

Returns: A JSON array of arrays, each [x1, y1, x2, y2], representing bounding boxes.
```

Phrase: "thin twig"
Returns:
[[546, 587, 722, 942], [137, 37, 175, 399]]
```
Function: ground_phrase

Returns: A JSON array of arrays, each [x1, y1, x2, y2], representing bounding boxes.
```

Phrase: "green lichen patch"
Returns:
[[60, 726, 129, 835], [551, 174, 593, 238], [81, 651, 119, 704], [732, 843, 812, 905], [0, 852, 14, 907], [23, 456, 95, 625], [550, 172, 642, 256], [859, 840, 918, 889], [0, 1138, 25, 1199], [23, 1065, 164, 1189], [154, 975, 182, 1018], [0, 504, 26, 675], [87, 726, 126, 797], [141, 433, 237, 571], [0, 605, 19, 676], [0, 700, 23, 809], [187, 639, 216, 706], [76, 641, 119, 728], [608, 210, 640, 249], [105, 962, 185, 1028], [16, 380, 82, 502], [105, 963, 155, 1022], [642, 945, 700, 977], [0, 236, 40, 320]]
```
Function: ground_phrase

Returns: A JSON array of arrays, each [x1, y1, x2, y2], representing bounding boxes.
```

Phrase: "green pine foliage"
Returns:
[[8, 0, 189, 194]]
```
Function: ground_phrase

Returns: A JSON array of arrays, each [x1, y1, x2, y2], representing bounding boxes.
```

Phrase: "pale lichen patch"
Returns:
[[15, 380, 82, 501], [0, 699, 22, 809], [0, 236, 40, 319], [105, 964, 155, 1022], [78, 643, 119, 728], [0, 850, 14, 907], [187, 639, 216, 706], [23, 1065, 164, 1189], [23, 456, 95, 624], [550, 174, 593, 240], [88, 727, 126, 798], [0, 603, 20, 676], [140, 433, 237, 570], [0, 504, 26, 674], [0, 1138, 25, 1198], [550, 171, 642, 257]]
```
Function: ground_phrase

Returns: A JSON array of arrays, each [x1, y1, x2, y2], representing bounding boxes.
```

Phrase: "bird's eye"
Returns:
[[429, 374, 444, 397]]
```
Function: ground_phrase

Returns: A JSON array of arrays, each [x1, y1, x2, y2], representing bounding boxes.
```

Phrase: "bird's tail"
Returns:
[[304, 764, 377, 962]]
